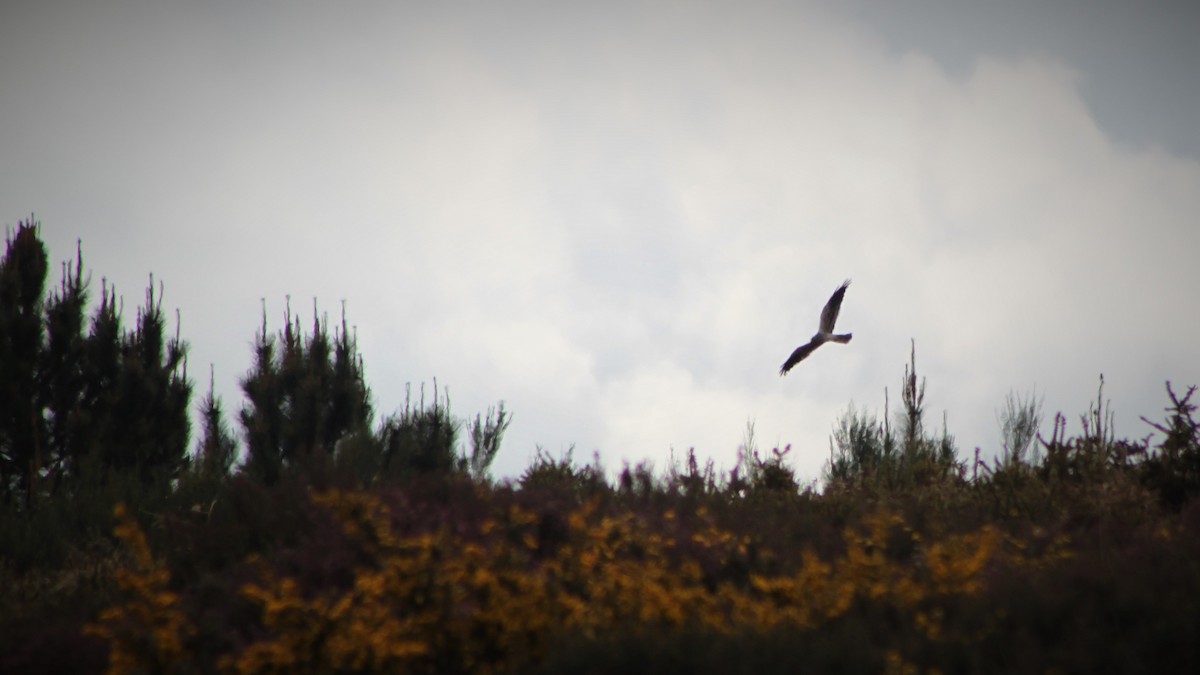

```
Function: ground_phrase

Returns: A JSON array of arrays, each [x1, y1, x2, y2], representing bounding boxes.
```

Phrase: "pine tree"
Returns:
[[328, 306, 372, 451], [0, 220, 49, 506], [380, 380, 459, 477], [40, 242, 89, 486], [239, 301, 372, 483], [194, 369, 237, 479], [240, 310, 283, 484], [79, 280, 124, 472], [0, 219, 194, 506], [111, 279, 192, 481]]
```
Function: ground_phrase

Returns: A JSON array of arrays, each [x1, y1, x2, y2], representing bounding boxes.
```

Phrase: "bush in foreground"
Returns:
[[79, 476, 1200, 674]]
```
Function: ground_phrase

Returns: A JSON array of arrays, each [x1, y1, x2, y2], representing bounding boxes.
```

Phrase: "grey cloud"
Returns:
[[2, 0, 1197, 481]]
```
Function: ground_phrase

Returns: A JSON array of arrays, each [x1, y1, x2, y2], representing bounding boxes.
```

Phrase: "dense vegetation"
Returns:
[[2, 218, 1198, 673]]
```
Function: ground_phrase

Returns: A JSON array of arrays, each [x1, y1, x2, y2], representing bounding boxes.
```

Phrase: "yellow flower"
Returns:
[[85, 503, 195, 675]]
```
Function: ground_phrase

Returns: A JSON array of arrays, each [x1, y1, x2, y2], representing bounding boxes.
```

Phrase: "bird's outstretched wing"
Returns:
[[818, 279, 851, 334], [779, 337, 822, 375]]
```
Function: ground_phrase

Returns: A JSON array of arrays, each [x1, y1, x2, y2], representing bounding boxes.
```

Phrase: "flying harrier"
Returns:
[[779, 279, 853, 376]]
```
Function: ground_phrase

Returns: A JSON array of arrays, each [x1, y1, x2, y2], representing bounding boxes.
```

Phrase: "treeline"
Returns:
[[0, 221, 190, 507], [0, 218, 509, 571]]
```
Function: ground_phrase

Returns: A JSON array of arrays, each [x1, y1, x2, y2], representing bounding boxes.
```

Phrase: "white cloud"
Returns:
[[2, 1, 1197, 482]]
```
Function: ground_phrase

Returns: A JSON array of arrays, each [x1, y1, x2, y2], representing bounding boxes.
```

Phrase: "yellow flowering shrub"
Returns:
[[91, 490, 1072, 674], [85, 503, 195, 675], [225, 493, 1050, 672]]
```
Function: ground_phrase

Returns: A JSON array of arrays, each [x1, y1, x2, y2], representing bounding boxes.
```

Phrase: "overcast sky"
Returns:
[[3, 0, 1198, 482]]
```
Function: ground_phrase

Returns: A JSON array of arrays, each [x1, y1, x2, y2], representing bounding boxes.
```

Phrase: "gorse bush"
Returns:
[[87, 489, 1074, 675], [83, 503, 194, 674], [80, 468, 1200, 675]]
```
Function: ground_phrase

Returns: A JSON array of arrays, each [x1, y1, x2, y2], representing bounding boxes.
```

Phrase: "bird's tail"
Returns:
[[830, 333, 852, 344]]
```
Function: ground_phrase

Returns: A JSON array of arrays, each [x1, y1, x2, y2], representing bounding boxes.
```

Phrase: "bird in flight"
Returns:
[[779, 279, 853, 376]]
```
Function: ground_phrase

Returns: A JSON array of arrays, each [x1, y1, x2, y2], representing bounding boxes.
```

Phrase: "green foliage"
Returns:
[[371, 381, 512, 483], [519, 446, 606, 495], [104, 279, 193, 481], [971, 375, 1170, 525], [172, 370, 241, 519], [233, 303, 512, 488], [1035, 376, 1139, 488], [827, 341, 960, 489], [0, 219, 192, 510], [192, 369, 238, 481], [0, 220, 49, 507], [0, 449, 151, 572], [828, 404, 891, 482], [379, 380, 458, 477], [734, 429, 801, 496], [1139, 383, 1200, 509], [465, 402, 512, 481], [40, 242, 88, 478], [331, 426, 388, 487], [997, 388, 1044, 470], [239, 301, 372, 484], [663, 447, 722, 498]]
